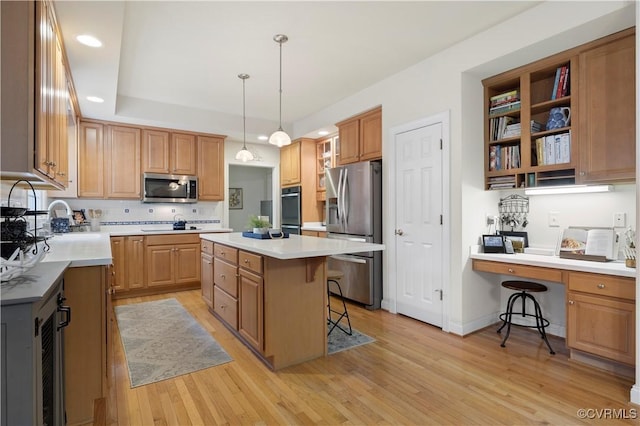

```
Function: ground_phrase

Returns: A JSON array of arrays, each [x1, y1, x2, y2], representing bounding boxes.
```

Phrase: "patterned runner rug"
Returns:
[[115, 298, 232, 388], [327, 327, 375, 354]]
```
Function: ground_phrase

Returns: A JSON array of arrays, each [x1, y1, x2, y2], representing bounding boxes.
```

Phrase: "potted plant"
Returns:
[[247, 215, 271, 234]]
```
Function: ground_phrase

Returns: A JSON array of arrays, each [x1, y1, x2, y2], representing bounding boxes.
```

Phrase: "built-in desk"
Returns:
[[470, 246, 636, 374]]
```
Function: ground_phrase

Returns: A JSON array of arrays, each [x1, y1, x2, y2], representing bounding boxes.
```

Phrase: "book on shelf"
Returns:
[[556, 66, 567, 99], [488, 176, 516, 190], [561, 67, 570, 97], [489, 101, 521, 117], [558, 227, 618, 261], [551, 67, 561, 100], [551, 65, 570, 99], [490, 116, 518, 141], [488, 145, 520, 171], [490, 89, 520, 106], [535, 132, 570, 166]]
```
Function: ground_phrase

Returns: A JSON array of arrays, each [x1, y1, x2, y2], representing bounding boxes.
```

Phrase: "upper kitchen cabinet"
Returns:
[[280, 141, 302, 186], [78, 121, 141, 199], [335, 106, 382, 165], [316, 134, 337, 201], [197, 135, 226, 201], [482, 28, 635, 190], [1, 1, 76, 189], [578, 29, 636, 184], [104, 126, 141, 198], [142, 130, 197, 175]]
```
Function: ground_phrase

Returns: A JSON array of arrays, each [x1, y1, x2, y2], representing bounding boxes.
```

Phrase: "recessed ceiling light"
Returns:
[[318, 130, 329, 136], [86, 96, 104, 103], [258, 135, 268, 141], [76, 34, 102, 48]]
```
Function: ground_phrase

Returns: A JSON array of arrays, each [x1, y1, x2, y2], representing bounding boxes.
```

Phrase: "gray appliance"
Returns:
[[326, 160, 382, 309]]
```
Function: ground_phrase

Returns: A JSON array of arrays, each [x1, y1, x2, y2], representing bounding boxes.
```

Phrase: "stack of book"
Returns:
[[551, 65, 570, 99], [489, 116, 517, 141], [501, 120, 545, 138], [489, 144, 521, 171], [487, 176, 517, 190], [534, 131, 571, 166], [489, 90, 520, 117]]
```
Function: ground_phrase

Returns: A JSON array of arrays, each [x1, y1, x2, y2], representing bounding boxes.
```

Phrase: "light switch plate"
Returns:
[[613, 212, 626, 228]]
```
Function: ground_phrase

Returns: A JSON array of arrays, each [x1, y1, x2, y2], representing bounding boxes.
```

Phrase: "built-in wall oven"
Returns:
[[281, 186, 301, 235]]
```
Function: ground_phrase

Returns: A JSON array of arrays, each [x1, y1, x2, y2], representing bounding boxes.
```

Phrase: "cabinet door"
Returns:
[[52, 37, 69, 185], [171, 133, 197, 175], [78, 122, 104, 198], [126, 236, 145, 289], [105, 126, 141, 199], [146, 245, 175, 287], [35, 1, 54, 179], [197, 136, 225, 200], [174, 243, 200, 284], [567, 291, 635, 365], [201, 252, 213, 308], [110, 237, 126, 292], [578, 32, 636, 183], [238, 268, 264, 351], [359, 108, 382, 161], [336, 118, 360, 165], [141, 129, 170, 173], [280, 142, 301, 186]]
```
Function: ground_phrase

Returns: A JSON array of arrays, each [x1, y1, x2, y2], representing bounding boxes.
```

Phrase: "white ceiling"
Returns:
[[53, 1, 540, 142]]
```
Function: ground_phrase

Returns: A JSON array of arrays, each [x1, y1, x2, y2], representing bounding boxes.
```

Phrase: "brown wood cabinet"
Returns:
[[201, 239, 214, 308], [197, 135, 225, 201], [578, 30, 636, 183], [335, 106, 382, 166], [482, 28, 635, 190], [280, 141, 302, 186], [78, 121, 105, 198], [110, 235, 145, 295], [141, 130, 197, 175], [316, 135, 337, 201], [239, 266, 264, 352], [146, 234, 200, 288], [212, 243, 239, 328], [301, 230, 327, 238], [105, 125, 141, 198], [567, 272, 635, 365]]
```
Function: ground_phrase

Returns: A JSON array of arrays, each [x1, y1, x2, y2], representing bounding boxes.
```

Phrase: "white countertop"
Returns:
[[200, 232, 385, 260], [40, 225, 233, 267], [1, 261, 69, 305], [470, 245, 636, 278]]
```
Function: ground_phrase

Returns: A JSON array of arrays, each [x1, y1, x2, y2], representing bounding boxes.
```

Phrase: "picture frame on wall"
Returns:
[[229, 188, 243, 209]]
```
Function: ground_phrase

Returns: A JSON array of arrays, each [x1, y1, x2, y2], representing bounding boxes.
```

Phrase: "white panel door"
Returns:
[[395, 122, 443, 326]]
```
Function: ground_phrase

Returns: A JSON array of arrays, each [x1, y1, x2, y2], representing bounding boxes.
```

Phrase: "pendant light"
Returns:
[[268, 34, 292, 147], [235, 73, 254, 162]]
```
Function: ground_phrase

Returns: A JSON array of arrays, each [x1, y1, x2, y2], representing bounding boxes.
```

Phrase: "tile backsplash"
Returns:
[[44, 196, 223, 225]]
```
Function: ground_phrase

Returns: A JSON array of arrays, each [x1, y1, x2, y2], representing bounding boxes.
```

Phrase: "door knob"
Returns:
[[395, 229, 404, 236]]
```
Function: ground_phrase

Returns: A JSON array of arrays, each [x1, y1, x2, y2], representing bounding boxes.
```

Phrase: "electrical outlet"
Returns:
[[613, 212, 626, 228], [548, 211, 560, 227]]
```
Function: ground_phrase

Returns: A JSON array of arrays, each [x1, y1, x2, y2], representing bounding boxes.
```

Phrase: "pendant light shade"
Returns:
[[268, 34, 291, 147], [235, 73, 254, 162]]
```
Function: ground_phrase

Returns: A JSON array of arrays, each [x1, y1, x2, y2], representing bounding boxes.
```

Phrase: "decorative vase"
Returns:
[[253, 227, 268, 234], [545, 107, 571, 130]]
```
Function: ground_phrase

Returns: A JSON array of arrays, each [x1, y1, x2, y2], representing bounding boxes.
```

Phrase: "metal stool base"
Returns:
[[328, 279, 352, 336], [497, 290, 555, 355]]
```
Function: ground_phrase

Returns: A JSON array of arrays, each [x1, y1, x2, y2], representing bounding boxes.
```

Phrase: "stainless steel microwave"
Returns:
[[142, 173, 198, 203]]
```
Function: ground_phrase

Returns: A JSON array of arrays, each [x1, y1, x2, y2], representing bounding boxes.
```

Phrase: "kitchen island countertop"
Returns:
[[200, 232, 384, 260]]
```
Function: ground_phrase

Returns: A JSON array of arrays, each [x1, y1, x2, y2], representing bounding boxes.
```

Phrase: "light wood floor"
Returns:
[[105, 290, 637, 425]]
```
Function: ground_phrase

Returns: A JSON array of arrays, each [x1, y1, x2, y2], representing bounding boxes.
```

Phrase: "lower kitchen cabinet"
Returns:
[[212, 243, 239, 328], [111, 233, 201, 299], [201, 239, 214, 308], [567, 272, 635, 365], [63, 265, 112, 426], [238, 267, 264, 352]]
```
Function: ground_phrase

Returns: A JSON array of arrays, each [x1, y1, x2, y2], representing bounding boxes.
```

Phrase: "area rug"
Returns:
[[328, 327, 375, 354], [115, 298, 232, 388]]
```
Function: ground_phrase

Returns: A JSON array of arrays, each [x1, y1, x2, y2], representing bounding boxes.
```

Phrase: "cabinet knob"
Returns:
[[597, 283, 605, 289], [244, 259, 249, 263], [568, 300, 575, 305], [220, 251, 225, 255], [579, 171, 586, 176], [508, 268, 515, 273], [220, 274, 225, 279]]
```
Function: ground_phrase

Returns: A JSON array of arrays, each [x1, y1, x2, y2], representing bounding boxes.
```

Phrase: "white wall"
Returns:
[[295, 1, 636, 335]]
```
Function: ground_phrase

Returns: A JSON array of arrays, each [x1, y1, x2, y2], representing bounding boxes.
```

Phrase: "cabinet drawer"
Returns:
[[213, 286, 238, 329], [472, 260, 563, 282], [146, 233, 200, 245], [214, 243, 238, 264], [201, 239, 213, 255], [568, 272, 635, 301], [214, 258, 238, 297], [239, 250, 263, 275]]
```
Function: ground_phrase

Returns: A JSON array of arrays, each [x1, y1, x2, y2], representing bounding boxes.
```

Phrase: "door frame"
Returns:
[[384, 110, 451, 332]]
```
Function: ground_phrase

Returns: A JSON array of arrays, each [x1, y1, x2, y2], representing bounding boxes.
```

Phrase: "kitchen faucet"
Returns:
[[47, 199, 73, 220]]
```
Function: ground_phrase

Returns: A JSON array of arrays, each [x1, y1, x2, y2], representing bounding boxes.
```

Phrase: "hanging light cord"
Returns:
[[277, 38, 283, 131], [242, 76, 247, 148]]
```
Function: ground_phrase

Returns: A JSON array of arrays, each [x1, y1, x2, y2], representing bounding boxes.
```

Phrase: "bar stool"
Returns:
[[497, 280, 555, 354], [327, 270, 352, 336]]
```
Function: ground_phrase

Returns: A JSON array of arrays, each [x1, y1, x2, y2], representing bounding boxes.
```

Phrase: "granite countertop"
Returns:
[[470, 245, 636, 278], [200, 232, 384, 260], [1, 261, 70, 305]]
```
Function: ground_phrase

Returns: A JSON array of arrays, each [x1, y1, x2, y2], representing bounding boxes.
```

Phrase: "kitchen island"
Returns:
[[199, 232, 385, 370]]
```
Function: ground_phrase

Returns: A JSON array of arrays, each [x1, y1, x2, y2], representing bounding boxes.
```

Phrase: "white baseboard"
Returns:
[[630, 384, 640, 405]]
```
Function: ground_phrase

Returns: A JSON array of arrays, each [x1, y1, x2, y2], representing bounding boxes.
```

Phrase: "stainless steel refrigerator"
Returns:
[[325, 160, 382, 309]]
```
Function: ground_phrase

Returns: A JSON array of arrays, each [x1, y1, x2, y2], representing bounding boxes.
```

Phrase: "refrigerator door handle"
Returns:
[[330, 254, 368, 264], [336, 169, 344, 222], [342, 168, 349, 228]]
